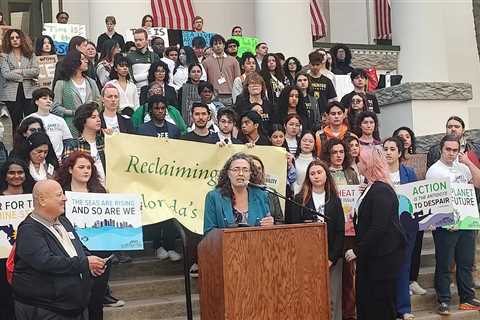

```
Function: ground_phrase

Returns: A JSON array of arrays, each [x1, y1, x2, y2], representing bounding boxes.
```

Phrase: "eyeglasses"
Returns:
[[229, 168, 250, 174], [28, 127, 42, 133]]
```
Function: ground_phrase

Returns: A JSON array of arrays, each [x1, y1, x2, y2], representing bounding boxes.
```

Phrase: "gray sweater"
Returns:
[[0, 52, 39, 101]]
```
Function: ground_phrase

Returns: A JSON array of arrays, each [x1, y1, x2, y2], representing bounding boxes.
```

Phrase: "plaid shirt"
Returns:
[[62, 134, 106, 171]]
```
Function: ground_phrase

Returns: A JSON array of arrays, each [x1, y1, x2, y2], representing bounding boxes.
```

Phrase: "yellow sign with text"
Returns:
[[105, 134, 287, 234]]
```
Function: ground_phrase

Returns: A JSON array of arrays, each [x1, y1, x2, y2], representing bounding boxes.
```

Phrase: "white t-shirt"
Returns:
[[103, 114, 120, 133], [25, 113, 72, 158], [105, 79, 139, 111], [72, 79, 87, 103], [426, 159, 472, 184], [89, 142, 106, 185], [312, 191, 326, 222], [390, 170, 401, 186]]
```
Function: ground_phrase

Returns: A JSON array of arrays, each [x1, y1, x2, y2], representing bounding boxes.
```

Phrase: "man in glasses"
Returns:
[[225, 39, 241, 65], [340, 68, 380, 114]]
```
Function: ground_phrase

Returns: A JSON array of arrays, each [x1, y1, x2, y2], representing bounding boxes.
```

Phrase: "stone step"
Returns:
[[414, 309, 480, 320], [419, 248, 480, 269], [110, 257, 185, 280], [411, 288, 480, 312], [420, 248, 436, 268], [104, 295, 200, 320], [110, 276, 198, 301], [423, 231, 434, 251], [416, 266, 480, 290]]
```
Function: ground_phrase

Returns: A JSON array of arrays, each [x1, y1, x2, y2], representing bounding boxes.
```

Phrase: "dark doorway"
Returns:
[[0, 0, 52, 38]]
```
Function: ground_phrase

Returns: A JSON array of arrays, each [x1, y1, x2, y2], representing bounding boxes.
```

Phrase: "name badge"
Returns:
[[47, 164, 55, 176], [218, 76, 226, 85], [67, 232, 76, 240]]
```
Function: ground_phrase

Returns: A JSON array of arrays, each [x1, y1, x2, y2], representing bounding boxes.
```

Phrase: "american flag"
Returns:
[[375, 0, 392, 40], [310, 0, 327, 38], [151, 0, 196, 30]]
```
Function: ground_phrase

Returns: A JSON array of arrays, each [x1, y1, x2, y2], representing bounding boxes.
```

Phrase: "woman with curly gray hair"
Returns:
[[203, 152, 273, 233]]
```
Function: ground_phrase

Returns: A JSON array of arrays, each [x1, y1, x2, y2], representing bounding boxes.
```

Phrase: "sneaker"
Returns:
[[403, 313, 415, 320], [156, 247, 169, 260], [409, 281, 427, 295], [437, 303, 450, 315], [167, 250, 182, 262], [103, 294, 125, 308], [189, 263, 199, 278], [459, 298, 480, 311]]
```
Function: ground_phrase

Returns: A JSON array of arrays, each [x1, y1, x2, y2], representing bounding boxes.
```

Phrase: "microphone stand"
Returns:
[[250, 183, 329, 222]]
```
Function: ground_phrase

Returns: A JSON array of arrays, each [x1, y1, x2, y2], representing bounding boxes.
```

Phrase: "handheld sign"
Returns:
[[65, 192, 143, 251], [43, 23, 87, 55], [395, 179, 454, 230], [0, 194, 33, 258]]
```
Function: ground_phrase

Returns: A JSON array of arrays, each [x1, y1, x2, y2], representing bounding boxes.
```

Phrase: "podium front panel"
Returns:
[[199, 224, 330, 320]]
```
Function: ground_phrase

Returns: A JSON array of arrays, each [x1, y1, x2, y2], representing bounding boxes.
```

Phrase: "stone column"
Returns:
[[391, 0, 449, 82], [254, 0, 313, 64]]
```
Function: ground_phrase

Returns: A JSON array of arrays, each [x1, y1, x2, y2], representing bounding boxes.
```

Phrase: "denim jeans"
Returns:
[[433, 229, 476, 304], [396, 229, 417, 315]]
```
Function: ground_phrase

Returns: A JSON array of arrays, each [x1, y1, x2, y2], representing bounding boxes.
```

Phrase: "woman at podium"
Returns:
[[345, 147, 405, 320], [289, 159, 345, 320], [203, 153, 274, 233]]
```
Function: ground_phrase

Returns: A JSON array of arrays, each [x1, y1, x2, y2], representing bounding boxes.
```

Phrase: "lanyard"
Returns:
[[216, 56, 225, 75]]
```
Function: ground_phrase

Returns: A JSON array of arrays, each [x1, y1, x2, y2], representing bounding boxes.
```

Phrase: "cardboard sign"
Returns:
[[125, 27, 169, 47], [37, 55, 58, 88]]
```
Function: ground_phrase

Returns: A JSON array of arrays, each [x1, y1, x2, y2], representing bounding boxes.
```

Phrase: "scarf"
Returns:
[[29, 161, 48, 182]]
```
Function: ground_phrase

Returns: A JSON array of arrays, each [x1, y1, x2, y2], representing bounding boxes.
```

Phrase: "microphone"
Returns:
[[247, 182, 268, 190]]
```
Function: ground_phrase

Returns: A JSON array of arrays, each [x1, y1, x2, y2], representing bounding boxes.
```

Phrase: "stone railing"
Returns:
[[375, 82, 473, 106], [314, 42, 400, 71], [416, 129, 480, 153]]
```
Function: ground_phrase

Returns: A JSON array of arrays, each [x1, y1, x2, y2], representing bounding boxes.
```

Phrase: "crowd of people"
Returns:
[[0, 11, 478, 320]]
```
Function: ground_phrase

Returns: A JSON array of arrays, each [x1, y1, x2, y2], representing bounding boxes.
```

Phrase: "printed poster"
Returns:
[[182, 31, 214, 48], [105, 133, 287, 235], [396, 179, 454, 230], [449, 183, 480, 229], [65, 192, 143, 251], [337, 185, 360, 236], [0, 194, 33, 258], [231, 36, 259, 58], [42, 23, 87, 55]]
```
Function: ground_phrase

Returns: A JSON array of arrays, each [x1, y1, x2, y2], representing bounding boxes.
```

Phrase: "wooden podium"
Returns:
[[198, 224, 330, 320]]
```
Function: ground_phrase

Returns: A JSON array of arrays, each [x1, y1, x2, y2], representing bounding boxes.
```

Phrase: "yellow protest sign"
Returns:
[[105, 134, 287, 234]]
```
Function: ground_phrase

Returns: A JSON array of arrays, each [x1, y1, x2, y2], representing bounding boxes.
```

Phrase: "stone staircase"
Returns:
[[410, 232, 480, 319], [104, 243, 200, 320], [104, 233, 480, 320]]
